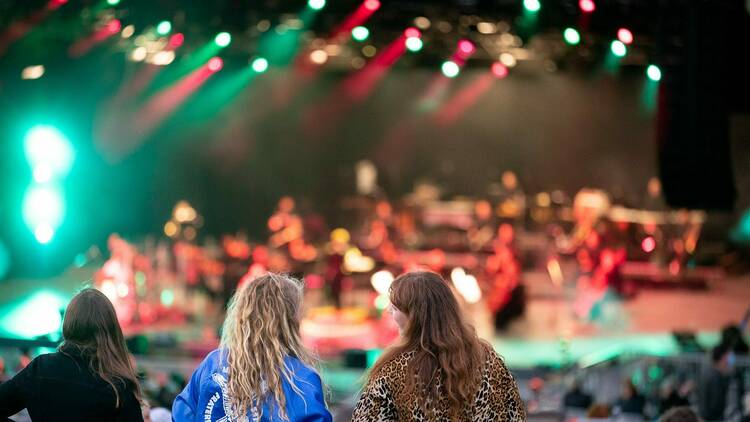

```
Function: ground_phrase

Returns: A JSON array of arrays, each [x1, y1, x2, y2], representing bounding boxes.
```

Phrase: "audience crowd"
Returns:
[[0, 275, 748, 422]]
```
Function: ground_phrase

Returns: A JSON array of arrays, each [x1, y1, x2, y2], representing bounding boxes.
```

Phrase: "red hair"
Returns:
[[370, 271, 485, 418]]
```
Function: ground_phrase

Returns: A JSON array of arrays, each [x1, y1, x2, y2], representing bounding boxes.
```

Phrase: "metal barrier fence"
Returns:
[[3, 344, 749, 421], [568, 353, 750, 421]]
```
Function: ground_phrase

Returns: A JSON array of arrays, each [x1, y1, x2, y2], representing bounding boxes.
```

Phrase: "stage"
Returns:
[[1, 266, 746, 369]]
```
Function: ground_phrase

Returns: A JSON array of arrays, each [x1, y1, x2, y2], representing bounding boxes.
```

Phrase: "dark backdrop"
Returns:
[[1, 61, 660, 277]]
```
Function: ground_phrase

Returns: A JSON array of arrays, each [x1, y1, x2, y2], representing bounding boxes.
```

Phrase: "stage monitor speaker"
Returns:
[[126, 334, 150, 355], [655, 0, 745, 210], [672, 330, 703, 354], [343, 349, 383, 369], [343, 349, 369, 369]]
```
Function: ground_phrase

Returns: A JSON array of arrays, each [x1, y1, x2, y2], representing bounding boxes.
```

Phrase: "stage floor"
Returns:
[[488, 271, 749, 367]]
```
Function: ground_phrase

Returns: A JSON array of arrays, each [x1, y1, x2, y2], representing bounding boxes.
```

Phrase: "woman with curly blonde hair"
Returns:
[[173, 273, 331, 421]]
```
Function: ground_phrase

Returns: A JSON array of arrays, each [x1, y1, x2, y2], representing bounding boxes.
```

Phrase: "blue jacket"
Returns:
[[172, 349, 332, 422]]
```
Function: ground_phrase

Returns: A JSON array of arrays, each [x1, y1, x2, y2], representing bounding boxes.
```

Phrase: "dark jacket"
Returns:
[[698, 367, 730, 421], [616, 393, 646, 415], [659, 391, 690, 415], [0, 345, 143, 421], [563, 388, 593, 410]]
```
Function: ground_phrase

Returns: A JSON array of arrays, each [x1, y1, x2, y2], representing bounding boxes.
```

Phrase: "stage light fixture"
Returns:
[[564, 28, 581, 45], [215, 32, 231, 47], [405, 37, 423, 52], [610, 40, 627, 57], [524, 0, 541, 12], [308, 0, 325, 10], [492, 62, 508, 79], [207, 57, 224, 72], [458, 39, 475, 55], [156, 21, 172, 36], [647, 64, 662, 81], [441, 61, 460, 78], [617, 28, 633, 45], [579, 0, 596, 13], [252, 57, 269, 73], [404, 27, 421, 39], [352, 26, 369, 42]]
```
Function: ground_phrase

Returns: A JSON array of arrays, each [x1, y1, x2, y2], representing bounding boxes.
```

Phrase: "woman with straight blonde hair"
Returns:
[[173, 273, 331, 421], [352, 271, 524, 421]]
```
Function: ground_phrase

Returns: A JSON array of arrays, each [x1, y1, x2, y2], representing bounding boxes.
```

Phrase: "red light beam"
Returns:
[[133, 63, 216, 139], [302, 34, 407, 138], [434, 72, 495, 126], [95, 60, 217, 161], [330, 0, 380, 41], [342, 34, 407, 102], [68, 19, 121, 57], [0, 0, 65, 55], [294, 0, 381, 76]]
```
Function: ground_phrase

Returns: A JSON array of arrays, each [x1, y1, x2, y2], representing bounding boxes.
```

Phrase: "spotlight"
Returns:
[[21, 65, 45, 80], [458, 39, 475, 55], [617, 28, 633, 45], [492, 62, 508, 79], [610, 40, 627, 57], [647, 64, 662, 81], [121, 25, 135, 38], [404, 27, 421, 39], [34, 224, 55, 244], [310, 49, 328, 64], [564, 27, 581, 45], [641, 236, 656, 253], [499, 52, 517, 67], [169, 33, 184, 48], [251, 57, 269, 73], [363, 0, 380, 11], [156, 21, 172, 36], [579, 0, 595, 13], [214, 32, 231, 47], [441, 61, 460, 78], [352, 26, 369, 42], [24, 125, 73, 178], [414, 16, 431, 30], [107, 19, 122, 33], [524, 0, 541, 12], [207, 57, 223, 72], [405, 37, 423, 52], [308, 0, 325, 10]]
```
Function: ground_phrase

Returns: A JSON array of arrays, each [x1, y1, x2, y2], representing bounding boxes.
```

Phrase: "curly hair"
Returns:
[[219, 273, 320, 420]]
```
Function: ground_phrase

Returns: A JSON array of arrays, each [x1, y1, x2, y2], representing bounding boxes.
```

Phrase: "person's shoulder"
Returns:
[[29, 351, 73, 370], [190, 348, 225, 377], [14, 351, 81, 382], [387, 350, 414, 368], [479, 341, 513, 376], [361, 350, 414, 397], [29, 351, 58, 363], [283, 356, 322, 381], [205, 348, 223, 361], [479, 340, 504, 361], [371, 350, 414, 382], [201, 348, 225, 368]]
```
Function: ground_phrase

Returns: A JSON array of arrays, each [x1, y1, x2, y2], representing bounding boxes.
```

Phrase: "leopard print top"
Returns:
[[352, 343, 525, 421]]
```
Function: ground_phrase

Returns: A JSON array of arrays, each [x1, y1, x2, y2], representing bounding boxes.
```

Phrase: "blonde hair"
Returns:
[[220, 273, 319, 420]]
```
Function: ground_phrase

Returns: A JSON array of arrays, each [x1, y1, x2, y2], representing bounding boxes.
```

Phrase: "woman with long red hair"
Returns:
[[352, 271, 524, 421]]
